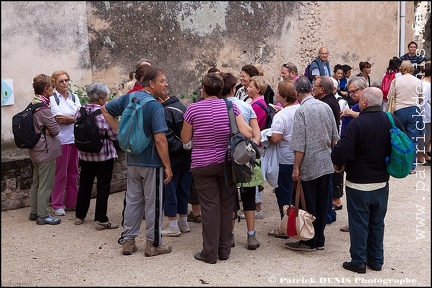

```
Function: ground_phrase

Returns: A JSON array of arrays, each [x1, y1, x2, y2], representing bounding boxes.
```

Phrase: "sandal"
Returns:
[[95, 221, 119, 231], [187, 211, 202, 223], [268, 229, 289, 239]]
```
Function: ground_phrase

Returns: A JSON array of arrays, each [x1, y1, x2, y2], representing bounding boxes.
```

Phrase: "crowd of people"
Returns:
[[25, 41, 430, 271]]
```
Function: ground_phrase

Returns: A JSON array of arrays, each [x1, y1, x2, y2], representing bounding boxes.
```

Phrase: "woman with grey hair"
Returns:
[[74, 82, 120, 231]]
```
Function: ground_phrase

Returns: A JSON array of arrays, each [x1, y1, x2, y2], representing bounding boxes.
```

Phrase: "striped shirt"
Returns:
[[184, 98, 240, 169], [74, 103, 118, 162]]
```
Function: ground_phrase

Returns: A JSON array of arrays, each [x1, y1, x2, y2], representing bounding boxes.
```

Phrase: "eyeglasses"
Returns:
[[58, 79, 70, 83], [282, 63, 293, 71], [348, 88, 360, 94]]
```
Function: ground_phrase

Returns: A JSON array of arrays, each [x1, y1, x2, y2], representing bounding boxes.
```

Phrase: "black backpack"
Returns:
[[12, 103, 47, 149], [74, 107, 105, 153], [252, 101, 274, 130]]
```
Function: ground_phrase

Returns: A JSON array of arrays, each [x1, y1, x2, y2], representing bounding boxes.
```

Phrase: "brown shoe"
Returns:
[[144, 240, 172, 257], [122, 239, 137, 255], [340, 225, 349, 232]]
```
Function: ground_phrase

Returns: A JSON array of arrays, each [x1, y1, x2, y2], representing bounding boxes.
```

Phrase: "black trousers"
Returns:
[[76, 158, 114, 222]]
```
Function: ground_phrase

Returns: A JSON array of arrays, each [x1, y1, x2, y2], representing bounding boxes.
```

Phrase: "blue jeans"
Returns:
[[346, 183, 389, 267], [163, 168, 192, 217], [274, 164, 294, 219], [395, 106, 424, 170]]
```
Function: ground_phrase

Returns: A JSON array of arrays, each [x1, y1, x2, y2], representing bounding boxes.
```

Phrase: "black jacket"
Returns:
[[161, 96, 191, 170], [331, 106, 406, 184]]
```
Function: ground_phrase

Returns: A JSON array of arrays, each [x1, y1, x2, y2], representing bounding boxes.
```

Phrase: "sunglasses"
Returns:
[[282, 64, 293, 71], [58, 79, 70, 84]]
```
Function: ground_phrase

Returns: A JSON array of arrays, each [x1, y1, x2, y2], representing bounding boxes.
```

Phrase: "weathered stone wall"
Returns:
[[1, 148, 127, 211], [2, 1, 426, 210]]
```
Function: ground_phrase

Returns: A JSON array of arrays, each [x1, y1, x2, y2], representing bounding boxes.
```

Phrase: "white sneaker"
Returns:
[[240, 210, 264, 219], [161, 226, 181, 237], [255, 210, 264, 219], [54, 208, 65, 216], [178, 221, 190, 233]]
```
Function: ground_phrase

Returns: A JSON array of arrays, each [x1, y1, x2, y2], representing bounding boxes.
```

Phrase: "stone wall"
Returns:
[[2, 1, 427, 210], [1, 148, 127, 211]]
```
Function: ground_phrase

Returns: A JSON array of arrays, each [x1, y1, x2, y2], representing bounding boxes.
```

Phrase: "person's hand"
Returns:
[[163, 167, 173, 184], [342, 108, 353, 117], [334, 164, 345, 173], [55, 114, 75, 125], [292, 167, 300, 182]]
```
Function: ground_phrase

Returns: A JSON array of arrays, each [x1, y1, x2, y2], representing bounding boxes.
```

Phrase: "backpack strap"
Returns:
[[252, 101, 270, 115], [166, 106, 184, 115], [223, 98, 236, 188], [385, 111, 395, 128], [54, 92, 76, 106]]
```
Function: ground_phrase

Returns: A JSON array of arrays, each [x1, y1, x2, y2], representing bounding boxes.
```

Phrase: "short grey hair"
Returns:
[[347, 76, 368, 90], [362, 87, 383, 107], [318, 76, 334, 94], [86, 82, 110, 102], [294, 76, 312, 93]]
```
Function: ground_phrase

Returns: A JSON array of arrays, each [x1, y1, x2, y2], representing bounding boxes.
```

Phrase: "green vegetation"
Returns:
[[68, 82, 116, 105], [180, 90, 199, 103]]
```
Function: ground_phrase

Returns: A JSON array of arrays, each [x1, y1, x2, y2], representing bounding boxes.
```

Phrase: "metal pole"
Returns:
[[400, 1, 406, 57]]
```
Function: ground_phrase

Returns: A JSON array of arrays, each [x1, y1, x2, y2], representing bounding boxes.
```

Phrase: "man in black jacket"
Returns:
[[158, 93, 192, 237], [331, 87, 406, 274]]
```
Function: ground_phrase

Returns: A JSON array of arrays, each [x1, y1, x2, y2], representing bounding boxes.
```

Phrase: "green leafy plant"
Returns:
[[68, 82, 116, 105], [180, 90, 198, 103]]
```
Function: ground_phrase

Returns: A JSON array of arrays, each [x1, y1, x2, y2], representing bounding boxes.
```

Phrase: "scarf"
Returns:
[[32, 94, 51, 108]]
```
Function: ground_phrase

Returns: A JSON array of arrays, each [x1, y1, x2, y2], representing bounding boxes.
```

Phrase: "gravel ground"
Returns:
[[1, 167, 430, 287]]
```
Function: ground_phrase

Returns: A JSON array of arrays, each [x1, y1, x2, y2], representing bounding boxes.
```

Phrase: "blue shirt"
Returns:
[[105, 91, 168, 167], [341, 103, 360, 136]]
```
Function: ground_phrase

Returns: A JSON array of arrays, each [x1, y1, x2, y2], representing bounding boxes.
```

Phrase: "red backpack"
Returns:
[[381, 71, 397, 100]]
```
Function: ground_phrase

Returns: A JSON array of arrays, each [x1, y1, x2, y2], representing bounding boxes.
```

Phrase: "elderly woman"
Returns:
[[50, 70, 81, 216], [387, 60, 423, 173], [182, 72, 252, 264], [74, 83, 119, 230]]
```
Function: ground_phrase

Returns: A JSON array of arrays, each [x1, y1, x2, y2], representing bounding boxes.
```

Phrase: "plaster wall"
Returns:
[[1, 1, 419, 147]]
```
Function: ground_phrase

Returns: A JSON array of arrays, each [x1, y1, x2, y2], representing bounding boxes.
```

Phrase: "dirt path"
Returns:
[[1, 167, 430, 286]]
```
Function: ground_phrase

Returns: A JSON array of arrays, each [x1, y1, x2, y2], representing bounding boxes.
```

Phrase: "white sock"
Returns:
[[247, 231, 255, 236], [178, 216, 187, 224], [169, 220, 178, 229]]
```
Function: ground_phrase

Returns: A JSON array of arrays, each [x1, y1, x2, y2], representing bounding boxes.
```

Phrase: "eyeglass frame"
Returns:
[[58, 79, 70, 84], [348, 88, 360, 94]]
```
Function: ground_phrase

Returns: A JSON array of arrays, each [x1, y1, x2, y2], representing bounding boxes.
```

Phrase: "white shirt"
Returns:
[[50, 90, 81, 144], [270, 103, 300, 164]]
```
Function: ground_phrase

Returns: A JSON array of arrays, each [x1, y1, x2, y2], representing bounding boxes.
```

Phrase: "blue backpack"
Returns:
[[118, 92, 156, 155], [385, 112, 415, 178]]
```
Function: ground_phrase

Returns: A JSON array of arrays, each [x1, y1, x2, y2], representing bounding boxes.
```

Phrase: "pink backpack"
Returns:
[[381, 71, 397, 100]]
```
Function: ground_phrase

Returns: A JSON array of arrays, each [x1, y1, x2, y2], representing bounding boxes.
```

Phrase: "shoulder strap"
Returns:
[[91, 109, 102, 117], [224, 98, 238, 135], [54, 93, 76, 106], [166, 106, 184, 115], [385, 111, 395, 128], [30, 102, 47, 112], [253, 101, 270, 114]]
